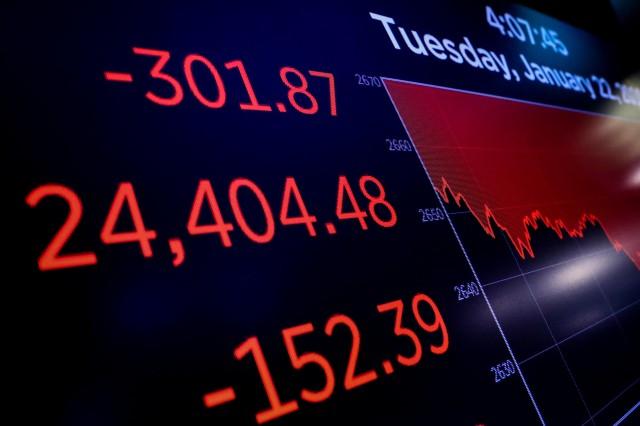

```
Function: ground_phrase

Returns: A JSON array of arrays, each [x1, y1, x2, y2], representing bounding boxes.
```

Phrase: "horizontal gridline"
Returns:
[[581, 379, 640, 425], [482, 246, 614, 289], [518, 298, 640, 365]]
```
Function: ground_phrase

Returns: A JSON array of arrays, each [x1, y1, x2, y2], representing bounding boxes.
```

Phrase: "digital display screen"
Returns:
[[5, 1, 640, 424]]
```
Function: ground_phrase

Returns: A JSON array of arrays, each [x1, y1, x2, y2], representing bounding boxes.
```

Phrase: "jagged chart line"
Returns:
[[435, 175, 632, 264], [384, 78, 640, 269]]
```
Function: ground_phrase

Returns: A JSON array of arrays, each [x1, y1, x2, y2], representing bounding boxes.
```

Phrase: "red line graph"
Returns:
[[384, 79, 640, 268]]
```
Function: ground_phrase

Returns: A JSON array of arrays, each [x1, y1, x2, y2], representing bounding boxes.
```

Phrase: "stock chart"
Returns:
[[4, 0, 640, 424]]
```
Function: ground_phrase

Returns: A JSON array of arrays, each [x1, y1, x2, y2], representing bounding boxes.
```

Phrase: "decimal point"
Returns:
[[276, 102, 287, 112], [325, 222, 337, 234], [507, 31, 513, 37], [382, 360, 394, 375]]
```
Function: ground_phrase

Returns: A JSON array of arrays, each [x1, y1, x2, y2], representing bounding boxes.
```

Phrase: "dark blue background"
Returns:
[[3, 1, 639, 424]]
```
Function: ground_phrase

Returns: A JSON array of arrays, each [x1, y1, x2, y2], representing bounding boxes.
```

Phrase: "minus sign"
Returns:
[[104, 71, 133, 82], [203, 387, 236, 408]]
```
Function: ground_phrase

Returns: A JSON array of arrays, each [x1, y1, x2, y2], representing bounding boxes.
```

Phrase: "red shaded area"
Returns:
[[384, 79, 640, 268]]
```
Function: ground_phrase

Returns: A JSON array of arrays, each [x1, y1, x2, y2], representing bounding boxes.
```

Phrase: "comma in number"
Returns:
[[168, 238, 185, 267]]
